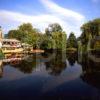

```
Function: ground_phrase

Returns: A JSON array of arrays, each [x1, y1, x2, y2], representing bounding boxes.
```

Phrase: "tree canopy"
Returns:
[[7, 23, 67, 50], [67, 32, 77, 48], [6, 18, 100, 51], [44, 23, 67, 50], [7, 23, 43, 49], [80, 18, 100, 45]]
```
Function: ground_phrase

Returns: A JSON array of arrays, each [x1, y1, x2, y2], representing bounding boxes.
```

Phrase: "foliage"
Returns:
[[45, 23, 63, 34], [44, 23, 67, 50], [7, 23, 43, 49], [52, 32, 67, 50], [0, 49, 4, 59], [6, 18, 100, 51], [78, 18, 100, 52], [40, 34, 52, 50], [67, 32, 77, 48], [80, 18, 100, 45]]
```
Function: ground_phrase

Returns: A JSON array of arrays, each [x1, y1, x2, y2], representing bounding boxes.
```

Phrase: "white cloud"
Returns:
[[40, 0, 85, 21], [0, 10, 66, 33], [0, 0, 86, 37], [40, 0, 86, 37], [0, 10, 62, 23]]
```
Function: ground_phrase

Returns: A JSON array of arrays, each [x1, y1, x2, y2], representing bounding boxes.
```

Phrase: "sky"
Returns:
[[0, 0, 100, 37]]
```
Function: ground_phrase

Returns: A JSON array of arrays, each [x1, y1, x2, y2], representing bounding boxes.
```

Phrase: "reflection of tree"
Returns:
[[67, 53, 77, 66], [13, 60, 36, 74], [81, 72, 100, 89], [10, 56, 38, 74], [80, 54, 100, 89], [45, 52, 67, 76], [80, 54, 100, 73]]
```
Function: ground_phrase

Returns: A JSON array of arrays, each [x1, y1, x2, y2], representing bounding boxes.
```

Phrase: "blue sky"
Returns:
[[0, 0, 100, 37]]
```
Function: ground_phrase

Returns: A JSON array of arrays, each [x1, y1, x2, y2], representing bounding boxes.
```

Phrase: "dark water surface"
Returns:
[[0, 52, 100, 100]]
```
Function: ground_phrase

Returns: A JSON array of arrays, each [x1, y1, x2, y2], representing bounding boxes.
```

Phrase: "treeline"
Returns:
[[6, 18, 100, 51], [79, 18, 100, 52], [6, 23, 67, 50]]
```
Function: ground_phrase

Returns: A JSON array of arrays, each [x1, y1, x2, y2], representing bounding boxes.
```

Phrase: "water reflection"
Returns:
[[0, 52, 79, 77], [3, 54, 40, 74], [45, 52, 67, 76], [0, 51, 100, 99], [66, 52, 78, 66], [12, 60, 36, 74], [80, 53, 100, 89], [0, 52, 100, 78]]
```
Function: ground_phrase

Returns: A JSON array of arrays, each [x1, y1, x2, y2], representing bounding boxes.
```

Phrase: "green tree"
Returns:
[[49, 23, 63, 33], [52, 31, 67, 50], [67, 32, 77, 48], [45, 23, 67, 50], [7, 23, 67, 50], [7, 23, 43, 49], [18, 23, 38, 33], [6, 30, 26, 41], [40, 34, 52, 50], [80, 18, 100, 45]]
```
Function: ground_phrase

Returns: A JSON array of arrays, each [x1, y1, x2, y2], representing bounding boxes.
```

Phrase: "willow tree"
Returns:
[[44, 23, 67, 50], [67, 32, 77, 48], [80, 18, 100, 45]]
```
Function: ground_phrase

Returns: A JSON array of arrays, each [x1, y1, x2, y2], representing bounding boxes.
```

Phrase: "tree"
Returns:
[[6, 30, 26, 41], [45, 23, 67, 50], [45, 23, 63, 34], [7, 23, 43, 49], [52, 31, 67, 50], [7, 23, 67, 50], [80, 18, 100, 45], [67, 32, 77, 48], [40, 34, 52, 50], [18, 23, 37, 33]]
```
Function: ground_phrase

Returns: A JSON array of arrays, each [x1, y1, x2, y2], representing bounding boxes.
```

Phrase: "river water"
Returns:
[[0, 52, 100, 100]]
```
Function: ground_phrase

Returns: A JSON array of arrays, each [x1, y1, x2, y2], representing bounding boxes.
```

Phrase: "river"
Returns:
[[0, 52, 100, 100]]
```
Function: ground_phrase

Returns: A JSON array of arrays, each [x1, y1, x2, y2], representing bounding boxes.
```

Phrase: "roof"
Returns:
[[1, 39, 20, 42], [2, 45, 21, 48]]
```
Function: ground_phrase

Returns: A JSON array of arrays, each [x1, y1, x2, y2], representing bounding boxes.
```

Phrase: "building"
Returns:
[[1, 39, 23, 54], [0, 27, 23, 54]]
